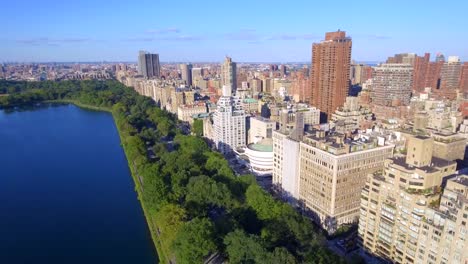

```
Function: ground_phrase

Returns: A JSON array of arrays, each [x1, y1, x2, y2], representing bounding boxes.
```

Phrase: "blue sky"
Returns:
[[2, 0, 467, 62]]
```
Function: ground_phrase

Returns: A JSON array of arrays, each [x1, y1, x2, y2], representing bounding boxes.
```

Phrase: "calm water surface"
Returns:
[[0, 104, 157, 264]]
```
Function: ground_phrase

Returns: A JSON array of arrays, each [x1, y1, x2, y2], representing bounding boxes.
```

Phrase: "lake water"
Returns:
[[0, 104, 157, 264]]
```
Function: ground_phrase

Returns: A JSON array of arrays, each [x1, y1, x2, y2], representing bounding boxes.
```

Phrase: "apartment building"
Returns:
[[299, 131, 394, 233], [358, 135, 461, 264]]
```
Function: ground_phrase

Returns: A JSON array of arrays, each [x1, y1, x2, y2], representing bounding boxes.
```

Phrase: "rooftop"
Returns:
[[451, 175, 468, 187], [247, 138, 273, 152], [390, 156, 455, 173]]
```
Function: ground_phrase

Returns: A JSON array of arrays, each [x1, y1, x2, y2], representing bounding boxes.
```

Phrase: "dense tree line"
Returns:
[[0, 80, 345, 264]]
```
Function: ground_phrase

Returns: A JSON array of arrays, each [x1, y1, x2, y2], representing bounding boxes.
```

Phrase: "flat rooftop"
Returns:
[[391, 156, 456, 173], [247, 138, 273, 152]]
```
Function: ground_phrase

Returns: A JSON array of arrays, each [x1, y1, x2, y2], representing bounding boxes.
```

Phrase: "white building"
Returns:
[[244, 138, 274, 176], [248, 116, 275, 144], [213, 86, 246, 154], [272, 130, 301, 204]]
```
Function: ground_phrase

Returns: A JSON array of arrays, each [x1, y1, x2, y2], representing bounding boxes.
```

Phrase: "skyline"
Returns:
[[3, 0, 468, 62]]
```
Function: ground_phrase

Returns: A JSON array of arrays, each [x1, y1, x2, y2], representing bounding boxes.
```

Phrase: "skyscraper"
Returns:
[[221, 56, 237, 94], [460, 62, 468, 95], [212, 86, 246, 154], [371, 64, 413, 106], [138, 50, 161, 79], [412, 53, 431, 92], [179, 63, 193, 87], [440, 56, 462, 90], [310, 30, 352, 121]]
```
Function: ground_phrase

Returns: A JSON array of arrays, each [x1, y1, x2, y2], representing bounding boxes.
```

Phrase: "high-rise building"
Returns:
[[138, 50, 161, 79], [179, 63, 193, 87], [412, 53, 431, 92], [440, 56, 462, 91], [371, 64, 413, 106], [310, 30, 352, 121], [212, 86, 246, 154], [221, 56, 237, 94], [280, 65, 287, 76], [435, 53, 446, 62], [424, 61, 444, 90], [386, 53, 416, 65], [358, 135, 462, 264], [460, 62, 468, 95]]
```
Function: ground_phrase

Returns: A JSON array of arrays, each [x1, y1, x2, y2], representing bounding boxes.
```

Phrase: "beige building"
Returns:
[[177, 103, 207, 123], [330, 96, 374, 133], [358, 135, 462, 264], [431, 132, 467, 161], [248, 116, 275, 144], [298, 131, 394, 233]]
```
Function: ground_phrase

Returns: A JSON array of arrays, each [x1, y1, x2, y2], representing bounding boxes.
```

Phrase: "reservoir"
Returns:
[[0, 104, 157, 264]]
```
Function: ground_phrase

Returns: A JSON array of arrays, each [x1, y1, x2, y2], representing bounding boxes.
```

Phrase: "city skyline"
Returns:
[[2, 0, 468, 62]]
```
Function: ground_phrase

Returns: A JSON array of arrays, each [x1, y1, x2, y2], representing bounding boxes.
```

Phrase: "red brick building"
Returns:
[[310, 30, 352, 121]]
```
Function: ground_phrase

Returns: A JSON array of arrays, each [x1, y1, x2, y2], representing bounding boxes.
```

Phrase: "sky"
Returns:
[[2, 0, 467, 63]]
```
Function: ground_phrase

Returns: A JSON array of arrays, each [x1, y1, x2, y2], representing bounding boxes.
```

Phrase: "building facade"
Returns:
[[138, 50, 161, 79], [371, 64, 413, 106], [358, 135, 461, 264], [221, 56, 237, 93], [213, 94, 246, 154], [180, 63, 193, 87], [299, 132, 394, 233], [310, 30, 352, 121]]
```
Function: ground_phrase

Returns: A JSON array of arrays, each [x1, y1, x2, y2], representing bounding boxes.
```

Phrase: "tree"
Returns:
[[154, 204, 186, 258], [140, 163, 169, 210], [185, 175, 235, 214], [245, 184, 282, 220], [268, 247, 297, 264], [173, 218, 217, 264], [192, 119, 203, 136], [224, 229, 268, 264]]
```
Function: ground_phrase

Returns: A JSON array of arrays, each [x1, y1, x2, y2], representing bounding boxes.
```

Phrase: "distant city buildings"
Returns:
[[138, 50, 161, 79], [221, 56, 237, 94], [179, 63, 193, 87], [6, 29, 468, 264]]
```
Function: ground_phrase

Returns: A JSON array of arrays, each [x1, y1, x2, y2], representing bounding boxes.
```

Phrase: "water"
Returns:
[[0, 104, 157, 264]]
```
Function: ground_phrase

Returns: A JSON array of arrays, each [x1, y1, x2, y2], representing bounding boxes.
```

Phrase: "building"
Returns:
[[242, 98, 258, 114], [177, 103, 207, 123], [212, 86, 246, 154], [298, 131, 394, 233], [221, 56, 237, 94], [248, 116, 275, 144], [459, 63, 468, 95], [330, 96, 374, 133], [386, 53, 416, 65], [180, 63, 193, 87], [371, 64, 413, 106], [310, 30, 352, 121], [358, 135, 461, 264], [138, 50, 161, 79], [273, 130, 302, 203], [243, 138, 274, 176], [412, 53, 431, 92], [431, 132, 467, 162], [440, 56, 462, 91]]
